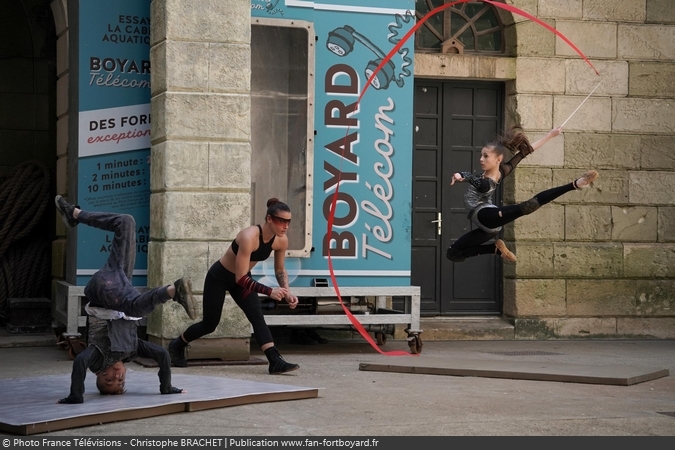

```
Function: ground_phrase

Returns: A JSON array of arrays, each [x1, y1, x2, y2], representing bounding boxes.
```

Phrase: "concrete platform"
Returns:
[[0, 329, 56, 348], [359, 355, 670, 386], [0, 371, 320, 435], [1, 341, 674, 436], [412, 317, 515, 340]]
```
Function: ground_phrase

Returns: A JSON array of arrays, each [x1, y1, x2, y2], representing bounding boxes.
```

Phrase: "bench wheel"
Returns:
[[408, 335, 423, 354]]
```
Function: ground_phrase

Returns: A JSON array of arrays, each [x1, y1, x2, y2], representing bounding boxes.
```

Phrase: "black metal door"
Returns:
[[411, 80, 503, 315]]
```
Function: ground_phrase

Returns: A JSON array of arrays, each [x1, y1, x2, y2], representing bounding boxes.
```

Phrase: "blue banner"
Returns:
[[252, 0, 415, 287], [76, 0, 151, 286]]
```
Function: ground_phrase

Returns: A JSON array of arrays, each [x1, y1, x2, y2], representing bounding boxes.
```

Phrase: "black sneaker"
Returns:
[[173, 277, 197, 320], [269, 356, 299, 375], [169, 338, 188, 367], [55, 195, 79, 229], [265, 346, 299, 374]]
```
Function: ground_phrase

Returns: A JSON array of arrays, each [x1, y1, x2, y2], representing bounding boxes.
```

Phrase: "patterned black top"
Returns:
[[459, 152, 526, 215]]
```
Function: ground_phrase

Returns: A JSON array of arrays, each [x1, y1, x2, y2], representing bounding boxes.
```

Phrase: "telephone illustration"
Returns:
[[326, 12, 413, 90]]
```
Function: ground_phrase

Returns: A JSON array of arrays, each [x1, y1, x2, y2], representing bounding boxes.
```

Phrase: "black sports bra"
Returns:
[[231, 225, 276, 261]]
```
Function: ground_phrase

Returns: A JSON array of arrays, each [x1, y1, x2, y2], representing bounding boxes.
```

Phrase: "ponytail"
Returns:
[[487, 125, 534, 157]]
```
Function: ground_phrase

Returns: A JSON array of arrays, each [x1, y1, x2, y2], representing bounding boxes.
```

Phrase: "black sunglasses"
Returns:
[[270, 214, 291, 225]]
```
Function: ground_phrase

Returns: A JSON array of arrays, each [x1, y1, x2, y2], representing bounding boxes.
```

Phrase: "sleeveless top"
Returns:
[[231, 225, 276, 261]]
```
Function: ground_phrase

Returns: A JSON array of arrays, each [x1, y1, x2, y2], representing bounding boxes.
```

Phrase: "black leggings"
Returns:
[[447, 182, 575, 261], [181, 261, 274, 346]]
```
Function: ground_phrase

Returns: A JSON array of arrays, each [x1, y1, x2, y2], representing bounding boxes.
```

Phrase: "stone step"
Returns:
[[396, 316, 515, 341], [278, 317, 517, 343], [0, 316, 516, 350], [0, 329, 56, 348]]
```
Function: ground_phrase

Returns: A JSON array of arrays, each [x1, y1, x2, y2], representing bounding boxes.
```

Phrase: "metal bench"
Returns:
[[262, 285, 423, 354], [53, 280, 148, 338], [53, 281, 423, 354]]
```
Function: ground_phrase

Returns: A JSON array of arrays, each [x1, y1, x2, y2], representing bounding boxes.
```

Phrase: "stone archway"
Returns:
[[0, 0, 58, 333]]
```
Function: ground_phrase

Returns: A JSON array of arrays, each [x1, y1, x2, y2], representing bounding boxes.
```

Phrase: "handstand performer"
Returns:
[[446, 126, 598, 262], [55, 195, 197, 403]]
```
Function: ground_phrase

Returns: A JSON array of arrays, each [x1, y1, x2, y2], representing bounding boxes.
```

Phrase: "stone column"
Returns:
[[146, 0, 253, 360]]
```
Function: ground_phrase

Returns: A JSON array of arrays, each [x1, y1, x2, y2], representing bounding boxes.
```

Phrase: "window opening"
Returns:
[[251, 19, 315, 257], [415, 0, 505, 53]]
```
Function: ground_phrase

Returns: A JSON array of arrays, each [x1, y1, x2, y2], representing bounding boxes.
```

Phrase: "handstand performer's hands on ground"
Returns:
[[57, 395, 82, 404], [163, 386, 185, 395]]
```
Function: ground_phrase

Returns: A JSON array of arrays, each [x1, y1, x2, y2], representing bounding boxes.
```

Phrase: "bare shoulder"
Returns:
[[233, 225, 260, 251], [236, 225, 259, 241], [273, 233, 289, 251]]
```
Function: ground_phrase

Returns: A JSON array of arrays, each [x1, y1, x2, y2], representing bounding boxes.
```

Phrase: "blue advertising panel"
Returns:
[[252, 0, 415, 287], [75, 0, 151, 286]]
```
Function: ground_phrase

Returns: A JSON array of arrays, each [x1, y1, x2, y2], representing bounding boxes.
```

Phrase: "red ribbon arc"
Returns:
[[326, 0, 600, 356]]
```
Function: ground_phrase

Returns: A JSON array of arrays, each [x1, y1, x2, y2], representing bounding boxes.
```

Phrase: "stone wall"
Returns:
[[145, 0, 253, 358], [416, 0, 675, 339], [51, 0, 70, 282], [505, 0, 675, 339]]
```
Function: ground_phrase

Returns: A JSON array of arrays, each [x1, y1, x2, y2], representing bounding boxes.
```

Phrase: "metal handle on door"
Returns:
[[431, 212, 442, 235]]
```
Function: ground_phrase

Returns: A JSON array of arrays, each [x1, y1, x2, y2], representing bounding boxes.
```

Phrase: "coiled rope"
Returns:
[[0, 160, 51, 321]]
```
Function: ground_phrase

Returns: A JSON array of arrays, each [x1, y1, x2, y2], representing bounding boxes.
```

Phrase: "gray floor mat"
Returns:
[[0, 371, 319, 435]]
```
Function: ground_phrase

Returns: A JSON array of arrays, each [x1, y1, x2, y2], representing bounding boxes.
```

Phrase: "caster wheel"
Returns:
[[58, 336, 86, 360], [376, 332, 387, 346], [408, 335, 423, 354]]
